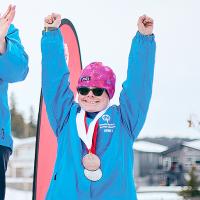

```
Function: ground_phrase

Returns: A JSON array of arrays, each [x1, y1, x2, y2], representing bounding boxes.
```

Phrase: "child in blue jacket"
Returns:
[[0, 5, 29, 199], [42, 13, 156, 200]]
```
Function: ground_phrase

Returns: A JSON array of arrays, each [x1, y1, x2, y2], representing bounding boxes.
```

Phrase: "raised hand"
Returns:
[[0, 5, 16, 41], [44, 13, 61, 29], [137, 15, 154, 36]]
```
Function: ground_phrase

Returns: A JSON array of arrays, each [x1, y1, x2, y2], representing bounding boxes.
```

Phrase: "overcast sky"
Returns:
[[1, 0, 200, 139]]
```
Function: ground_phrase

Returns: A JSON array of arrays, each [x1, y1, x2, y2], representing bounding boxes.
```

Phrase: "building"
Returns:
[[6, 137, 36, 190], [133, 140, 168, 186], [162, 139, 200, 186]]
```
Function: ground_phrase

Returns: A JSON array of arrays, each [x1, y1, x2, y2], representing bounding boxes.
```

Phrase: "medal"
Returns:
[[84, 168, 102, 182], [76, 107, 110, 181], [82, 153, 100, 171], [81, 118, 102, 181]]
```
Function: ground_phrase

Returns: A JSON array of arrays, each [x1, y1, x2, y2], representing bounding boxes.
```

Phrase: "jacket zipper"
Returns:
[[1, 128, 4, 139]]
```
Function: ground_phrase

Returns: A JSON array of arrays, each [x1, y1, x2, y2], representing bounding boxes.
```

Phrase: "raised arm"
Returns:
[[41, 13, 74, 137], [119, 15, 156, 141], [0, 5, 29, 82]]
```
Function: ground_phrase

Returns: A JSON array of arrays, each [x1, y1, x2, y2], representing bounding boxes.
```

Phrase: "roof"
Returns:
[[162, 139, 200, 155], [133, 141, 168, 153], [183, 139, 200, 151]]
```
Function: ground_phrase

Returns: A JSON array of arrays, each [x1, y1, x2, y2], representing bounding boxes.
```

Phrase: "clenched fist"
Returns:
[[137, 15, 154, 36], [44, 13, 61, 29]]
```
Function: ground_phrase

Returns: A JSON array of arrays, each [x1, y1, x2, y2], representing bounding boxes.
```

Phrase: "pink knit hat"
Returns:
[[77, 62, 116, 99]]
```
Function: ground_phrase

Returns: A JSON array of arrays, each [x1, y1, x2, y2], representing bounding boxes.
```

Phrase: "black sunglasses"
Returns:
[[77, 87, 106, 96]]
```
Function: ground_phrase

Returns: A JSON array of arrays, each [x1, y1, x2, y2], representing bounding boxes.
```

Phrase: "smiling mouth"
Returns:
[[83, 100, 99, 104]]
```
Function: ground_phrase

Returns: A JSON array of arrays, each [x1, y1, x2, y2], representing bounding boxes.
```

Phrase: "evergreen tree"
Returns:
[[179, 165, 200, 199], [10, 93, 26, 138], [27, 106, 37, 137]]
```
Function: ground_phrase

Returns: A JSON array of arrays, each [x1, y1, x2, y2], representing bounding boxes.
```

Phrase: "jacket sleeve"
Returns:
[[119, 31, 156, 141], [0, 24, 29, 82], [41, 29, 74, 137]]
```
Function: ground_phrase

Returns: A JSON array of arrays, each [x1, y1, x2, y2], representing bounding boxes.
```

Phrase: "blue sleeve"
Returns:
[[119, 31, 156, 141], [41, 29, 74, 137], [0, 24, 29, 82]]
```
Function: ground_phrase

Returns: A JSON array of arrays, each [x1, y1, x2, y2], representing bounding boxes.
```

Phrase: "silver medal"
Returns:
[[84, 168, 102, 181]]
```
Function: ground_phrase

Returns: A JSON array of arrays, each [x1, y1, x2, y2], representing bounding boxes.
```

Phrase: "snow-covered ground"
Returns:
[[137, 192, 183, 200], [137, 186, 184, 200], [5, 188, 32, 200], [5, 187, 184, 200]]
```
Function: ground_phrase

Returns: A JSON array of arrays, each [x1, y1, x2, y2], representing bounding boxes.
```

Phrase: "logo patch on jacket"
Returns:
[[81, 76, 91, 82], [99, 114, 116, 133]]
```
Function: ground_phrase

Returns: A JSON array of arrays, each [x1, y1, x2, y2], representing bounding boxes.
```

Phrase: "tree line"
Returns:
[[10, 93, 37, 138]]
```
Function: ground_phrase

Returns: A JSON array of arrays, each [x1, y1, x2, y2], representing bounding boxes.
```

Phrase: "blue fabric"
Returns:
[[42, 29, 156, 200], [0, 24, 29, 150]]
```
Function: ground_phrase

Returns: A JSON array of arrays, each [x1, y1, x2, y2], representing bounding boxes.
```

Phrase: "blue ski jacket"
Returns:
[[0, 24, 29, 150], [41, 29, 156, 200]]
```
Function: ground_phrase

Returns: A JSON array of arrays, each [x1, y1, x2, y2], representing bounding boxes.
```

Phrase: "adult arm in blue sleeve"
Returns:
[[41, 29, 74, 137], [119, 31, 156, 141], [0, 24, 29, 82]]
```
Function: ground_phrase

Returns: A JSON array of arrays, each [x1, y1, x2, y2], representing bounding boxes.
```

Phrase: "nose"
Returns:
[[87, 91, 94, 97]]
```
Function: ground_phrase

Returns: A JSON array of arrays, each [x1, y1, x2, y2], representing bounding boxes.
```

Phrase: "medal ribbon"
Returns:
[[84, 114, 98, 154], [76, 106, 109, 150]]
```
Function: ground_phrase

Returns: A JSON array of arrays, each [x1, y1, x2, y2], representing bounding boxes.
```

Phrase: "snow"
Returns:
[[137, 186, 184, 200], [133, 141, 168, 153], [137, 186, 183, 193], [5, 188, 32, 200], [183, 139, 200, 151], [137, 192, 183, 200], [13, 137, 36, 148], [7, 177, 33, 184], [5, 186, 185, 200]]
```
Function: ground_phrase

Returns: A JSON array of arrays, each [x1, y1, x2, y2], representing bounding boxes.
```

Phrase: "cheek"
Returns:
[[78, 95, 84, 102], [78, 95, 81, 101], [101, 93, 109, 103], [99, 96, 109, 107]]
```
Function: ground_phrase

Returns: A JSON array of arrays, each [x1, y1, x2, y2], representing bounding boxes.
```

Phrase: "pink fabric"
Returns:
[[77, 62, 116, 99]]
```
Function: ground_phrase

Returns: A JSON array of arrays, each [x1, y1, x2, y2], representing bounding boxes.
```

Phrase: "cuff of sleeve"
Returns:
[[42, 28, 63, 40], [136, 31, 155, 41], [44, 27, 58, 32]]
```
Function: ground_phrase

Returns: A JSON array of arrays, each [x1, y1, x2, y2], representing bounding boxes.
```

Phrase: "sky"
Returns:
[[1, 0, 200, 139]]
